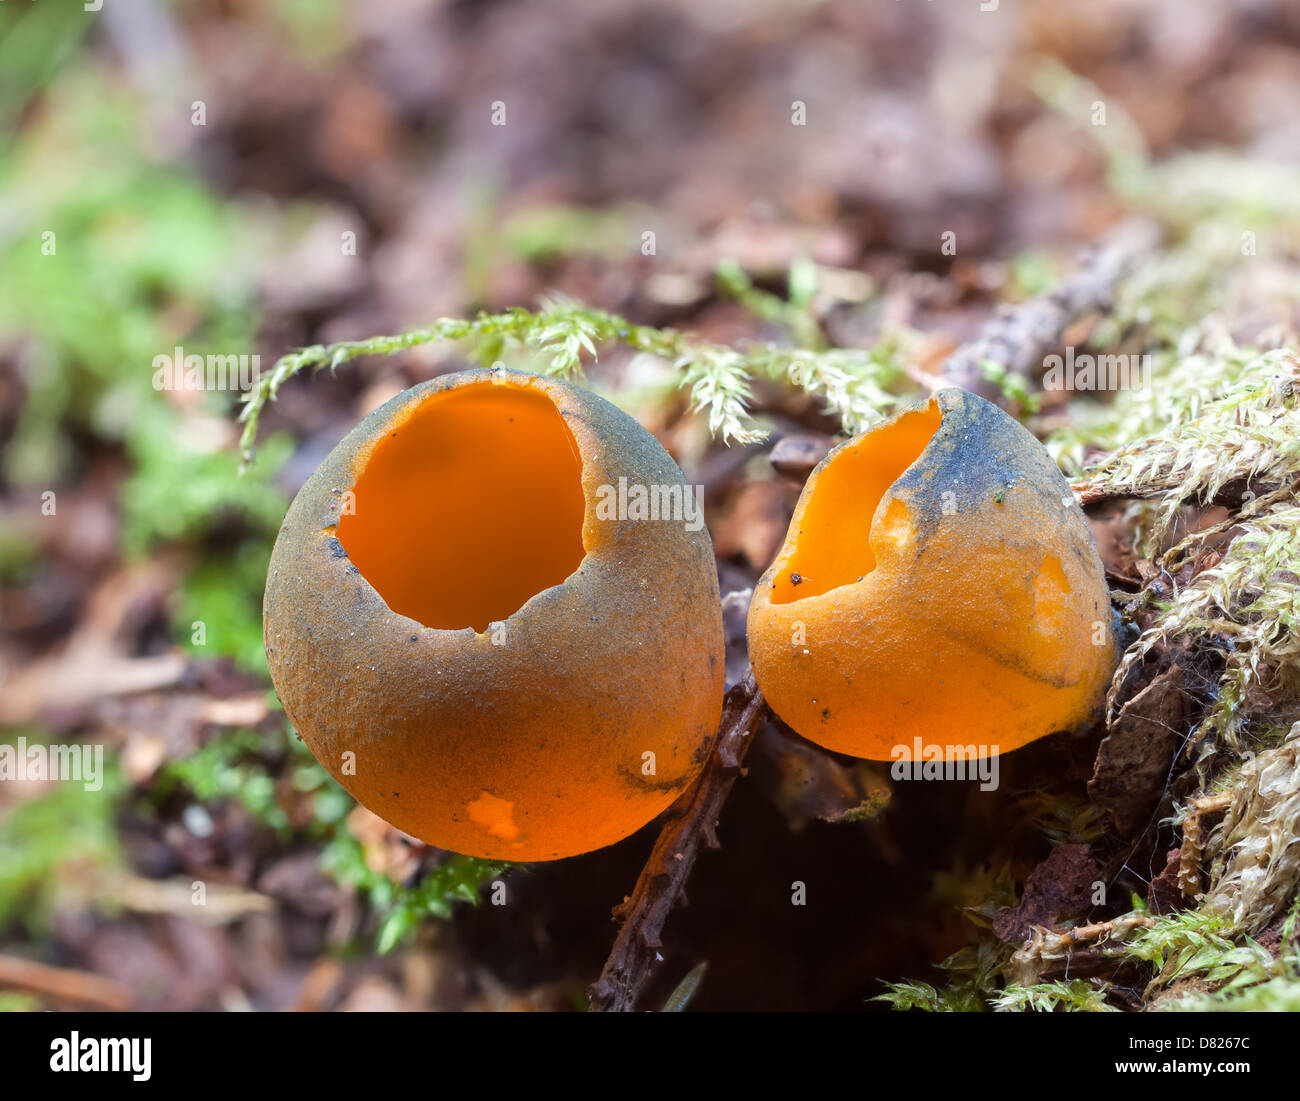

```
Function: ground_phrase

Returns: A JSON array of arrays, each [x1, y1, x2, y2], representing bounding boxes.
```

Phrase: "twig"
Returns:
[[0, 953, 132, 1010], [588, 669, 767, 1012], [941, 218, 1161, 395], [1072, 482, 1122, 508], [110, 872, 276, 922], [1007, 913, 1156, 986], [1072, 474, 1287, 511]]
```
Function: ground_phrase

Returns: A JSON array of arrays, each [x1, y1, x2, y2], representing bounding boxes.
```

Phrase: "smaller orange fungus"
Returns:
[[747, 388, 1116, 762]]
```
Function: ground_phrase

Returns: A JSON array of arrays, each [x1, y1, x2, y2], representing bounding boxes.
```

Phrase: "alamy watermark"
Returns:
[[50, 1032, 151, 1082], [0, 737, 104, 791], [1043, 346, 1150, 391], [595, 478, 706, 532], [889, 738, 1000, 791], [152, 346, 262, 392]]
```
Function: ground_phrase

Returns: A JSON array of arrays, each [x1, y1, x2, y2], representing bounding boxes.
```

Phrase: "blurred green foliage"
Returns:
[[1006, 249, 1062, 300], [271, 0, 348, 62], [0, 69, 266, 485], [500, 202, 647, 264], [171, 542, 282, 676], [0, 527, 37, 584], [157, 722, 508, 952], [0, 991, 42, 1012], [0, 3, 92, 132], [715, 256, 825, 350], [121, 419, 292, 557], [0, 741, 123, 935], [0, 58, 291, 666], [154, 724, 348, 839]]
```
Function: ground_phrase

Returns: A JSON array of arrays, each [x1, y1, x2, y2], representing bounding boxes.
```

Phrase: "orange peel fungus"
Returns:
[[263, 368, 725, 860], [747, 388, 1116, 763]]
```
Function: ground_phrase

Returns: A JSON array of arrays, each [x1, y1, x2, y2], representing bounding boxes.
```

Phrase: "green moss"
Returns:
[[874, 941, 1005, 1012], [156, 724, 345, 839], [0, 747, 123, 933], [0, 529, 37, 583], [991, 979, 1119, 1013], [0, 991, 42, 1012], [0, 72, 266, 487], [321, 830, 511, 955], [172, 544, 279, 676]]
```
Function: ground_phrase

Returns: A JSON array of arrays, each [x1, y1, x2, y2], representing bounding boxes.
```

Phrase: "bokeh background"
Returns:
[[2, 0, 1300, 1011]]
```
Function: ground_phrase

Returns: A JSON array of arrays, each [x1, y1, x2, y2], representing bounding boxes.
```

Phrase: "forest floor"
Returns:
[[1, 0, 1299, 1011]]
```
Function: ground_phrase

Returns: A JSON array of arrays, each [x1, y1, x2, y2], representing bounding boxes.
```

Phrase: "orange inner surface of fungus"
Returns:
[[337, 383, 586, 632], [772, 401, 943, 604]]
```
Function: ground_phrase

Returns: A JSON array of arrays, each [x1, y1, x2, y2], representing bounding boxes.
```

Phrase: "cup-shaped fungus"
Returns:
[[264, 368, 724, 860], [747, 388, 1116, 762]]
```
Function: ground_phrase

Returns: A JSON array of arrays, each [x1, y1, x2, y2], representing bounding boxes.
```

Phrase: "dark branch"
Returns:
[[941, 218, 1161, 396], [1072, 473, 1276, 510], [588, 668, 768, 1012]]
